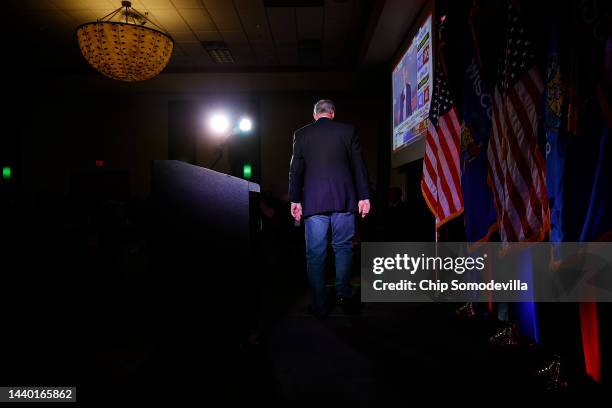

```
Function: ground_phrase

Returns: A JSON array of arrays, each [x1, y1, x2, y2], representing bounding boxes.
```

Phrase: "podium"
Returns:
[[152, 159, 260, 251], [149, 160, 261, 362]]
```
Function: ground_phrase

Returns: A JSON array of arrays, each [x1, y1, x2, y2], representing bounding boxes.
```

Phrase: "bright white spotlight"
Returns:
[[209, 114, 230, 134], [239, 117, 253, 132]]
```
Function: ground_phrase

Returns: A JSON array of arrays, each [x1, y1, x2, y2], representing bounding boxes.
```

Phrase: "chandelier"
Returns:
[[76, 1, 174, 82]]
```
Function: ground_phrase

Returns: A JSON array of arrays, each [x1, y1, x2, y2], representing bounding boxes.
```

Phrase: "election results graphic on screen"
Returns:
[[392, 14, 433, 151]]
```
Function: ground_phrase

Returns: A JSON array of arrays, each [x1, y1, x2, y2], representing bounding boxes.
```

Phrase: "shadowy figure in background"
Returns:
[[382, 187, 410, 241]]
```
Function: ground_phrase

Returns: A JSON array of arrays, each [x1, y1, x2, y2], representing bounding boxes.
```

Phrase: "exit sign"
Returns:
[[242, 163, 252, 179], [2, 166, 11, 180]]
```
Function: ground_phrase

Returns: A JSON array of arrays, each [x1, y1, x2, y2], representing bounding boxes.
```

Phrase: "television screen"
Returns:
[[391, 8, 433, 166]]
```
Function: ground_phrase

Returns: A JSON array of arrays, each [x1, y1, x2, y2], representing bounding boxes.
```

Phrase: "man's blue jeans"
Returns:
[[304, 212, 355, 314]]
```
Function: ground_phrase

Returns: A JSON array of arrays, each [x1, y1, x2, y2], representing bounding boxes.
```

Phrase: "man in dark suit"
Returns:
[[404, 81, 412, 117], [288, 99, 370, 318], [399, 65, 412, 121]]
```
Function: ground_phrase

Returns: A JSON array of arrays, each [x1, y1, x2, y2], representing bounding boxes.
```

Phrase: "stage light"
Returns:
[[243, 163, 252, 179], [209, 114, 230, 134], [2, 166, 11, 180], [239, 117, 253, 132]]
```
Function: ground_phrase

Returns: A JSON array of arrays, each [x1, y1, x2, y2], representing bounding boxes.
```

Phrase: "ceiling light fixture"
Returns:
[[76, 1, 174, 82]]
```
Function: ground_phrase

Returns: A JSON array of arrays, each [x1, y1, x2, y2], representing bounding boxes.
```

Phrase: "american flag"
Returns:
[[486, 0, 549, 242], [421, 51, 463, 228]]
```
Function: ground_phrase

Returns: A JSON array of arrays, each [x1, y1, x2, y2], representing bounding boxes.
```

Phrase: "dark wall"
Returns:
[[9, 70, 388, 202]]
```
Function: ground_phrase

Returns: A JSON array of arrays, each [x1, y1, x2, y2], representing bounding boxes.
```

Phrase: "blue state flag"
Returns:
[[580, 113, 612, 241], [543, 24, 611, 383], [460, 27, 497, 243], [578, 36, 612, 242], [544, 31, 569, 244], [546, 32, 612, 243]]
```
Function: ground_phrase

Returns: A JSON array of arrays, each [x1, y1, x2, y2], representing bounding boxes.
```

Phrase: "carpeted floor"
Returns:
[[262, 291, 603, 406]]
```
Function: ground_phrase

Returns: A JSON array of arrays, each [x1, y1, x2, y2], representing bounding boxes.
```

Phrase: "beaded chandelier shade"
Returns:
[[76, 1, 174, 82]]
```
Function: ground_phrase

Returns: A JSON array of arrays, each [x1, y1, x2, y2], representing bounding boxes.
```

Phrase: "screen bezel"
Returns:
[[390, 0, 435, 168]]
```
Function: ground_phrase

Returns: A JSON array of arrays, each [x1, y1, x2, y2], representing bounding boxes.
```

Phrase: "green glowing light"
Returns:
[[243, 163, 252, 179]]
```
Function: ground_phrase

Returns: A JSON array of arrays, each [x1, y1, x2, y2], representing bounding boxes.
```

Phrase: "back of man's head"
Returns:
[[313, 99, 335, 120]]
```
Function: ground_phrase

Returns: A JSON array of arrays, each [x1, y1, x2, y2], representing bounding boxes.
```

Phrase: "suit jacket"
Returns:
[[288, 118, 370, 217], [399, 89, 406, 122], [404, 82, 412, 117]]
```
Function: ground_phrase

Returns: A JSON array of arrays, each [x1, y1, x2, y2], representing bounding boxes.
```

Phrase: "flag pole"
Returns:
[[434, 14, 444, 295]]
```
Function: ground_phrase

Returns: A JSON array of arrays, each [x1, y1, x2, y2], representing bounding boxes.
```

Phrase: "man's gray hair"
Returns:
[[314, 99, 335, 114]]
